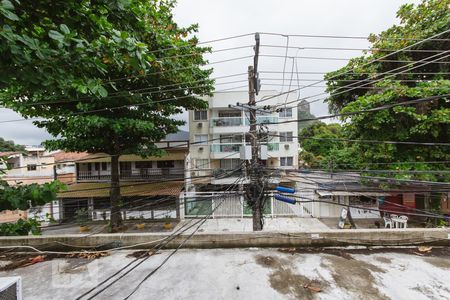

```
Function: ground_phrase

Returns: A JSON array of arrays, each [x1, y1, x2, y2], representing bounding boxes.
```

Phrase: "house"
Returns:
[[51, 151, 90, 184], [184, 90, 301, 218], [56, 132, 189, 222], [0, 147, 54, 185]]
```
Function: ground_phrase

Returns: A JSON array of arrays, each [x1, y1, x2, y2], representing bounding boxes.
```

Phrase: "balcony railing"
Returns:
[[210, 117, 243, 127], [210, 143, 242, 153], [211, 143, 279, 153], [77, 168, 184, 181], [245, 116, 278, 125]]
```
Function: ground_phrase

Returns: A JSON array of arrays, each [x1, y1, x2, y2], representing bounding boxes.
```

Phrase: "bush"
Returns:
[[0, 218, 41, 236]]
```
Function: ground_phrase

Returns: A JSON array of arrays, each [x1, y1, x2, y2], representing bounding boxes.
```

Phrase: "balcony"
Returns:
[[77, 168, 184, 182], [210, 117, 243, 127], [210, 143, 242, 153], [245, 116, 278, 125]]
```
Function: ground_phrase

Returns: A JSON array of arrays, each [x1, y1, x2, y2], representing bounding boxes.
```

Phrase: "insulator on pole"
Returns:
[[274, 194, 296, 205], [275, 186, 295, 194]]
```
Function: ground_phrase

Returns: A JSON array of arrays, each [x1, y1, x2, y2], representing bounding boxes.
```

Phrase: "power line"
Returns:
[[266, 94, 450, 125], [259, 31, 450, 41], [260, 44, 449, 53], [255, 28, 450, 105], [268, 134, 450, 147]]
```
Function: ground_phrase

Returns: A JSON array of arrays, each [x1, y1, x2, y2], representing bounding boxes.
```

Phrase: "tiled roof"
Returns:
[[58, 181, 184, 198], [52, 151, 89, 162]]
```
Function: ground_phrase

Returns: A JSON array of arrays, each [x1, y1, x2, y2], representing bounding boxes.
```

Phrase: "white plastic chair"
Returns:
[[398, 215, 408, 228], [383, 217, 393, 229], [390, 214, 399, 228]]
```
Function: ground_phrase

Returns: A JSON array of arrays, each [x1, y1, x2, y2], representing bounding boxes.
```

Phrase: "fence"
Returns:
[[184, 192, 312, 218]]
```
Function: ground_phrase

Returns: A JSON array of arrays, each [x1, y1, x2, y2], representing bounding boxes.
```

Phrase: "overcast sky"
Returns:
[[0, 0, 419, 146]]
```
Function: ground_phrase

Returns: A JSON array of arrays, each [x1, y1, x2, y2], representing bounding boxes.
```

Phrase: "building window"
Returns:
[[135, 161, 152, 169], [194, 134, 208, 145], [27, 164, 37, 171], [218, 110, 241, 118], [101, 162, 108, 171], [280, 157, 293, 166], [279, 132, 293, 142], [279, 107, 293, 118], [194, 110, 207, 121], [157, 160, 175, 168], [220, 159, 241, 170], [94, 162, 100, 171], [195, 159, 209, 169]]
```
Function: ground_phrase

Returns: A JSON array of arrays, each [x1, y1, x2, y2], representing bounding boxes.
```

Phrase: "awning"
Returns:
[[58, 181, 184, 199], [316, 190, 391, 197]]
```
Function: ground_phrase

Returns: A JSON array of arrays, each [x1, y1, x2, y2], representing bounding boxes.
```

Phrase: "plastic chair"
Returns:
[[390, 214, 399, 228], [383, 217, 393, 229], [398, 215, 408, 228]]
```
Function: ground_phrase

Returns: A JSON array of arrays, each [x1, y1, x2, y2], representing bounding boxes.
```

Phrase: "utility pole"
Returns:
[[247, 33, 263, 231]]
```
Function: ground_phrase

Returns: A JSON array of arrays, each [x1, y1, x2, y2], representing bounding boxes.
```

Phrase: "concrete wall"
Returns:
[[1, 228, 448, 250]]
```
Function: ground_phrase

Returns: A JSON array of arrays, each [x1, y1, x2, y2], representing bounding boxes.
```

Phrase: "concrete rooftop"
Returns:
[[1, 248, 449, 299]]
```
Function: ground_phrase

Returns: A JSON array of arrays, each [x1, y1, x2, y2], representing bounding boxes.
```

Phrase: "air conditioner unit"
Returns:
[[284, 144, 290, 149], [0, 277, 22, 300], [197, 122, 203, 128]]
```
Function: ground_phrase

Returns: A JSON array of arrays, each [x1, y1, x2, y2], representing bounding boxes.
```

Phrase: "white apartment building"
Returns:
[[188, 90, 299, 183], [184, 91, 300, 218]]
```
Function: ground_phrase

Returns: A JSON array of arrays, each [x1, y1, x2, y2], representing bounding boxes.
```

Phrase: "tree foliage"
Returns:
[[321, 0, 450, 180], [0, 137, 25, 152], [0, 0, 214, 229]]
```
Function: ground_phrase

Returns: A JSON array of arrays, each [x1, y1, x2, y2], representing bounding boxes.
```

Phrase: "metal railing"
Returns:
[[210, 117, 243, 127], [210, 143, 279, 153], [77, 168, 184, 181]]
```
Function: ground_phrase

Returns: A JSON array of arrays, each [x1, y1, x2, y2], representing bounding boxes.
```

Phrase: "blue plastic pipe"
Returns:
[[274, 194, 296, 205], [275, 186, 295, 194]]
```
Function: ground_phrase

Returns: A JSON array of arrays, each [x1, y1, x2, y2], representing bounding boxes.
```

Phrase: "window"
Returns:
[[220, 159, 240, 170], [218, 110, 241, 118], [87, 163, 92, 171], [194, 134, 208, 145], [195, 159, 209, 169], [280, 157, 293, 166], [194, 110, 207, 121], [220, 134, 242, 143], [279, 107, 293, 118], [94, 162, 100, 171], [27, 164, 37, 171], [280, 132, 293, 142], [135, 161, 152, 169], [157, 160, 175, 168], [101, 162, 107, 171]]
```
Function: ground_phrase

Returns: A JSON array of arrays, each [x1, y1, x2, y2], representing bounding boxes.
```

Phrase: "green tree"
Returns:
[[323, 0, 450, 180], [0, 0, 213, 230], [0, 137, 25, 152], [299, 122, 361, 169]]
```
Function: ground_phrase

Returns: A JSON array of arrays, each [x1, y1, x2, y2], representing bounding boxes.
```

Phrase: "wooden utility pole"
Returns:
[[247, 33, 263, 231]]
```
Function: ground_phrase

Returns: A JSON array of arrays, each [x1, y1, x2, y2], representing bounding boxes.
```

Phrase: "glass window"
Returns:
[[195, 159, 209, 169], [194, 134, 208, 145], [279, 107, 293, 118], [27, 164, 37, 171], [135, 161, 152, 169], [157, 160, 175, 168], [94, 162, 100, 171], [220, 159, 241, 170], [194, 110, 207, 121], [280, 157, 293, 166], [218, 110, 241, 118], [280, 132, 293, 142], [101, 162, 108, 171]]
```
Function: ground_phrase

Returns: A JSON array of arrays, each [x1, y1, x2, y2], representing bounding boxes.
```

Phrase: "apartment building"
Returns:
[[188, 90, 299, 183], [184, 91, 300, 218]]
